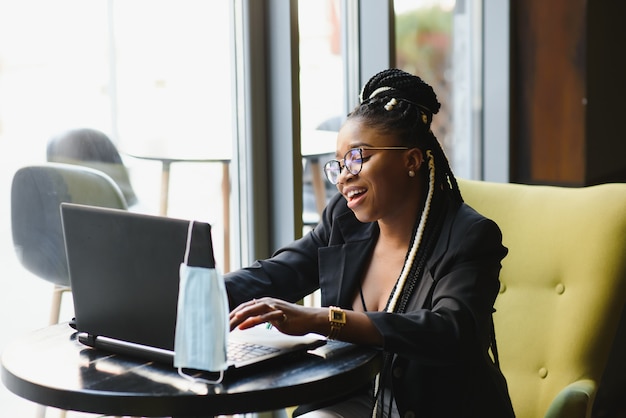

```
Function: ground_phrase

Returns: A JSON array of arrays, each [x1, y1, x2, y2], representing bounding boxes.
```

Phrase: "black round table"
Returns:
[[1, 323, 381, 417]]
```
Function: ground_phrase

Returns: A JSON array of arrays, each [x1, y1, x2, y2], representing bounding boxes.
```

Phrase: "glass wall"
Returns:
[[0, 0, 234, 267], [298, 0, 342, 228], [394, 0, 483, 179], [110, 0, 233, 270], [0, 1, 234, 415], [395, 0, 455, 154]]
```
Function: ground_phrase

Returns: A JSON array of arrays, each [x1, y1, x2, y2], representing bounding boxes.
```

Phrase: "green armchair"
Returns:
[[458, 179, 626, 418]]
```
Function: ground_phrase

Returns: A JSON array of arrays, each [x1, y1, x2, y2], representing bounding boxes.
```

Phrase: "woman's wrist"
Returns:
[[327, 306, 346, 339], [310, 307, 335, 337]]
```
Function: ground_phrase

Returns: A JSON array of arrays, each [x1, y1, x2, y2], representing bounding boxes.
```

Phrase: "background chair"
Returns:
[[458, 178, 626, 418], [46, 128, 138, 207], [11, 163, 128, 325]]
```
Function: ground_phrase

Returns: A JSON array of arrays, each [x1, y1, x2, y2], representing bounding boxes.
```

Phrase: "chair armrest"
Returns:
[[544, 379, 597, 418]]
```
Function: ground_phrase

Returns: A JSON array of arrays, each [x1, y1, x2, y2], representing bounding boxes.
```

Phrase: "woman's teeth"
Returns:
[[347, 188, 366, 199]]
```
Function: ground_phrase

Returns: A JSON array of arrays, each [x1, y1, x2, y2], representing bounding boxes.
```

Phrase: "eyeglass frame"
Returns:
[[323, 146, 410, 184]]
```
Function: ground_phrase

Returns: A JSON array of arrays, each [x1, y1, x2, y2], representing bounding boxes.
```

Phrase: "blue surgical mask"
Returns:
[[174, 221, 229, 384]]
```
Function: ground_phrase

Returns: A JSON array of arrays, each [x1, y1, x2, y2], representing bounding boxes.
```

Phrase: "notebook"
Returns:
[[60, 203, 325, 370]]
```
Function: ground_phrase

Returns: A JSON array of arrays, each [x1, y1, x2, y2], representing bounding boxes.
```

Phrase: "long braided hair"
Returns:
[[350, 68, 464, 416]]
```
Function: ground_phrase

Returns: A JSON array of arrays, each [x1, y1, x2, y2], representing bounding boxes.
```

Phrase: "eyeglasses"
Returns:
[[323, 146, 409, 184]]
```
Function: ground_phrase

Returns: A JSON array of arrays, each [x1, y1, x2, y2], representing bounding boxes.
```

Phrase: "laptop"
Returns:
[[60, 203, 325, 371]]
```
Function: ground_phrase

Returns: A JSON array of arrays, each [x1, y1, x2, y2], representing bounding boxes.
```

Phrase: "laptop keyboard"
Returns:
[[227, 340, 281, 363]]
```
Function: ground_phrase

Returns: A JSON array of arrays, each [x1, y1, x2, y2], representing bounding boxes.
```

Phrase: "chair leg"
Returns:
[[47, 286, 71, 418], [39, 287, 61, 418], [49, 285, 70, 325], [35, 404, 46, 418]]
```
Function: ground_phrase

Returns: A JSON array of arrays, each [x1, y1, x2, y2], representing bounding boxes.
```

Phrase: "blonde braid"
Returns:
[[386, 149, 435, 313], [372, 150, 435, 417]]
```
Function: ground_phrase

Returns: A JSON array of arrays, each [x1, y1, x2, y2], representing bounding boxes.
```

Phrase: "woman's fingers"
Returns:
[[236, 309, 286, 330], [229, 298, 285, 330]]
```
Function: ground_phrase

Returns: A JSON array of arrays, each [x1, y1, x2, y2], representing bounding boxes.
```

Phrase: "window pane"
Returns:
[[112, 0, 233, 270], [299, 0, 343, 229], [1, 3, 234, 413], [0, 0, 233, 270], [0, 2, 111, 156], [394, 0, 482, 178], [113, 1, 233, 158]]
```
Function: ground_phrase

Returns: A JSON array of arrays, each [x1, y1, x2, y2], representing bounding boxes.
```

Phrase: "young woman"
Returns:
[[226, 68, 515, 417]]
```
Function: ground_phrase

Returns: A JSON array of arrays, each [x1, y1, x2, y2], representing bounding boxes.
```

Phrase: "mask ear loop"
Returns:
[[183, 219, 193, 264], [177, 220, 225, 386], [178, 366, 225, 386]]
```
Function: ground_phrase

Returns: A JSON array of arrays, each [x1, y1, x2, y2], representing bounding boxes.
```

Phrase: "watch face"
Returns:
[[331, 309, 346, 323]]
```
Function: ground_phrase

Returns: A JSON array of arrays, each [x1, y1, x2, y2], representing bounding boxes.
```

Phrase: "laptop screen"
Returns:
[[61, 203, 215, 351]]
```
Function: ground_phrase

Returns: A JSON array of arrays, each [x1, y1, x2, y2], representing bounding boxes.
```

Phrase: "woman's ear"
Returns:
[[406, 148, 425, 173]]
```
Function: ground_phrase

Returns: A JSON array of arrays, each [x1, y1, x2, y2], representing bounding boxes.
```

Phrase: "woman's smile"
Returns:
[[344, 186, 367, 208]]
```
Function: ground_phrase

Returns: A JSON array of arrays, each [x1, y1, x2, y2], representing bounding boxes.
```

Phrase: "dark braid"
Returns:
[[360, 68, 442, 115], [356, 69, 463, 417]]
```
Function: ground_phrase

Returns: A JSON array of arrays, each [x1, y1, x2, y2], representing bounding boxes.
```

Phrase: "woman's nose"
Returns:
[[336, 165, 354, 184]]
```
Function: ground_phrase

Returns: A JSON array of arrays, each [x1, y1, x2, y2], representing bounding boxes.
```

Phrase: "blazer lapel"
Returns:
[[318, 201, 458, 311], [318, 213, 378, 307]]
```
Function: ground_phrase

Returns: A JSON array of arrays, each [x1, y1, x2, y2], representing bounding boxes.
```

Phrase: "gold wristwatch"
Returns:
[[327, 306, 346, 340]]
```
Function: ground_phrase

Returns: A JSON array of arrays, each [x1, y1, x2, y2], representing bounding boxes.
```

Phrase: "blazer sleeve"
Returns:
[[224, 193, 348, 309], [366, 206, 507, 366]]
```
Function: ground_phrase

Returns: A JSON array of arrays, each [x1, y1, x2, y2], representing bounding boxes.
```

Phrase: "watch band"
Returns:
[[327, 306, 346, 340]]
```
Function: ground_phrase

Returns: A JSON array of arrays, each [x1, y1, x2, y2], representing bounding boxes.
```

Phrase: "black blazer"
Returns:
[[225, 193, 515, 417]]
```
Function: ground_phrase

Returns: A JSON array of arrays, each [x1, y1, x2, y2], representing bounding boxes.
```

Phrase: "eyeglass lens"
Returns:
[[323, 149, 363, 184]]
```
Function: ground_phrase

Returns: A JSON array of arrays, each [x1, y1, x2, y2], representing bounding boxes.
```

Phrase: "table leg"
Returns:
[[160, 161, 171, 216]]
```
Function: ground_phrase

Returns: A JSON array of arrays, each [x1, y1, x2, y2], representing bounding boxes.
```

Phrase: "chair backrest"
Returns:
[[11, 163, 128, 287], [458, 178, 626, 418], [47, 128, 138, 206]]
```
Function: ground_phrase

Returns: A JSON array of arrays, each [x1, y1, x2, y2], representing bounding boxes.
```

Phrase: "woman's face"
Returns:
[[334, 117, 423, 224]]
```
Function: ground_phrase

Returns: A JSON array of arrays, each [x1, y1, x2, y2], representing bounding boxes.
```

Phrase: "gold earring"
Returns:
[[408, 170, 415, 177]]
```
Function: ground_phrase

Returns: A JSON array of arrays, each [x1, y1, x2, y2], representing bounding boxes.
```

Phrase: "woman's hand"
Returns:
[[229, 297, 324, 336], [229, 298, 384, 346]]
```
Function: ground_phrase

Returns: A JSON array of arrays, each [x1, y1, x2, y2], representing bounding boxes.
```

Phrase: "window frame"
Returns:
[[231, 0, 302, 267]]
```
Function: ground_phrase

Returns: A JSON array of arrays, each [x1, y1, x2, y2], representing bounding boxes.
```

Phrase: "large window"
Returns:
[[0, 0, 234, 267], [299, 0, 343, 228], [111, 0, 234, 271], [0, 2, 234, 415]]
